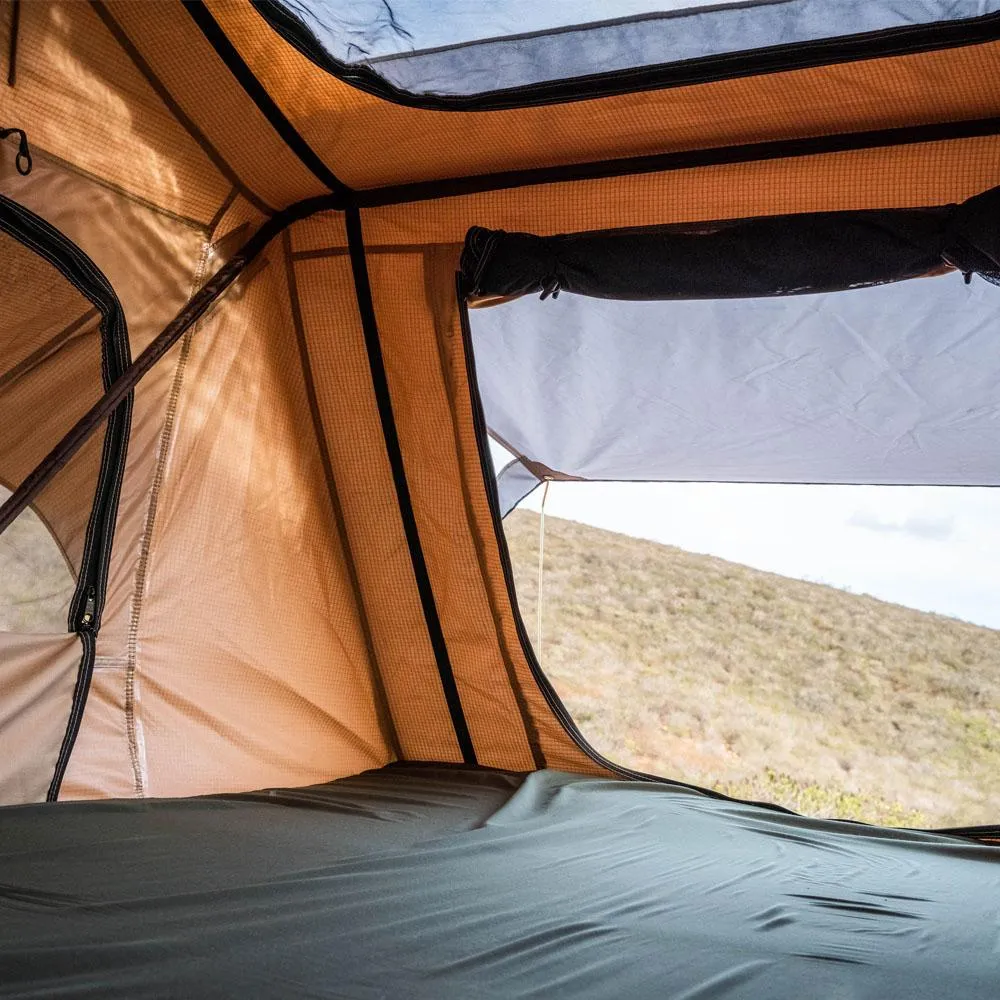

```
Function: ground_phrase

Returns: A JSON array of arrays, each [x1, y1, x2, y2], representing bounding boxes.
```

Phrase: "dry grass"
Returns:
[[506, 509, 1000, 828], [0, 491, 74, 633]]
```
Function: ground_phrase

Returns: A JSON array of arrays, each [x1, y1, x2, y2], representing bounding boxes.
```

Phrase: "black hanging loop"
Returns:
[[539, 275, 561, 300], [471, 229, 501, 296], [1, 126, 32, 175]]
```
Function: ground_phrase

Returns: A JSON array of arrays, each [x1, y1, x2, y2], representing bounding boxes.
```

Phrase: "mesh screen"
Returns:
[[258, 0, 1000, 101], [0, 227, 109, 605]]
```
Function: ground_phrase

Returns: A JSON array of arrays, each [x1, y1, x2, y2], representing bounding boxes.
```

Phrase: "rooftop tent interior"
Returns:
[[2, 1, 1000, 996]]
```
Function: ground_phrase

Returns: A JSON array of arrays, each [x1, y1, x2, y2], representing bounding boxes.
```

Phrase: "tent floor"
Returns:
[[1, 764, 998, 998]]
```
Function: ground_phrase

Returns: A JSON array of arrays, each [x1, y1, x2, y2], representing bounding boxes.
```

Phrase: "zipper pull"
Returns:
[[0, 126, 31, 175], [80, 588, 96, 630]]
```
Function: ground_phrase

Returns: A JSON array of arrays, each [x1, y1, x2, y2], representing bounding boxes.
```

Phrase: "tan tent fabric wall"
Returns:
[[0, 633, 83, 804], [364, 246, 547, 773], [4, 151, 215, 799], [50, 135, 1000, 797], [103, 0, 329, 211], [360, 135, 1000, 247], [0, 230, 105, 573], [207, 0, 1000, 192], [6, 2, 1000, 800], [0, 0, 229, 224], [287, 222, 461, 764], [84, 243, 393, 798]]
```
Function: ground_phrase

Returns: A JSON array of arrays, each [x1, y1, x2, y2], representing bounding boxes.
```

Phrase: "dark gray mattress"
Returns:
[[2, 765, 998, 998]]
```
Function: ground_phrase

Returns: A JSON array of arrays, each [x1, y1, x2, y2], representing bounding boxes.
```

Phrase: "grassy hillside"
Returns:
[[505, 509, 1000, 828], [0, 489, 74, 633]]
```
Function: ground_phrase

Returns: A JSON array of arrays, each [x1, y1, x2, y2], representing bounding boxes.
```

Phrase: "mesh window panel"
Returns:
[[0, 209, 126, 634], [254, 0, 1000, 102], [0, 426, 106, 634]]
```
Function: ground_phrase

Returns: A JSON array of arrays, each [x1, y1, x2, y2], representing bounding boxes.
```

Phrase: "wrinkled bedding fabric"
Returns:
[[1, 765, 998, 998]]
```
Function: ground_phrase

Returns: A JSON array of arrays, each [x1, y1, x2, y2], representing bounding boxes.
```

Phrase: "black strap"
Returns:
[[182, 1, 351, 204], [345, 205, 477, 766]]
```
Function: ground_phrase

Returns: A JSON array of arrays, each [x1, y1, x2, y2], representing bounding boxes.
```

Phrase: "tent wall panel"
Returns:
[[94, 247, 391, 798], [363, 239, 607, 775], [362, 135, 1000, 248], [366, 248, 537, 772], [0, 0, 228, 224], [0, 229, 104, 573], [104, 0, 328, 212], [206, 0, 1000, 192], [6, 1, 1000, 805], [0, 633, 84, 804], [290, 229, 462, 764], [61, 662, 136, 800]]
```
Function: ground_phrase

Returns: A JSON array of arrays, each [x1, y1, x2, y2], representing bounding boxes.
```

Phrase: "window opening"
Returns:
[[465, 215, 1000, 828], [255, 0, 1000, 106], [0, 485, 74, 633]]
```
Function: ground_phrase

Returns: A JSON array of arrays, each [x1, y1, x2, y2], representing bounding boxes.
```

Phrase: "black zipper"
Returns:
[[0, 182, 132, 799], [455, 273, 1000, 845], [253, 1, 1000, 113], [0, 192, 133, 636], [45, 629, 96, 801]]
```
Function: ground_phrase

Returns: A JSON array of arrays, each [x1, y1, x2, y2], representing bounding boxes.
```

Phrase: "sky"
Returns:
[[515, 480, 1000, 630]]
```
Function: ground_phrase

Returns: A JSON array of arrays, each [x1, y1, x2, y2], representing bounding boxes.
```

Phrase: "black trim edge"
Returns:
[[46, 631, 95, 801], [442, 271, 545, 771], [252, 0, 1000, 114], [345, 206, 477, 766], [182, 1, 351, 203]]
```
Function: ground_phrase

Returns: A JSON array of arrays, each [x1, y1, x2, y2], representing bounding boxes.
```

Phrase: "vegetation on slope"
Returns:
[[505, 509, 1000, 828], [0, 488, 74, 633]]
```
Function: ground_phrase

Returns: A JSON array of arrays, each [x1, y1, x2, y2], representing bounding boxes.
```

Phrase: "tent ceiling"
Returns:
[[203, 0, 1000, 193]]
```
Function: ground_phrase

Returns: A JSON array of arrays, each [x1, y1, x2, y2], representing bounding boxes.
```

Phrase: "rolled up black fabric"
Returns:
[[944, 184, 1000, 286], [462, 186, 1000, 301]]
